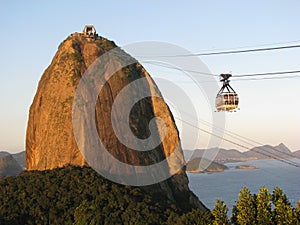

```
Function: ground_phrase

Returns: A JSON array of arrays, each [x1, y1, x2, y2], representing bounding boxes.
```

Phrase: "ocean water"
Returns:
[[188, 159, 300, 211]]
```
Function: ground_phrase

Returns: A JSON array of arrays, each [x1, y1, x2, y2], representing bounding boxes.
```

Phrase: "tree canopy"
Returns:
[[0, 165, 211, 225], [0, 166, 299, 225]]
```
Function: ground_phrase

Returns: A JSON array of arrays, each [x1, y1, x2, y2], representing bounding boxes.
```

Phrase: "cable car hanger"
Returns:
[[217, 74, 236, 95]]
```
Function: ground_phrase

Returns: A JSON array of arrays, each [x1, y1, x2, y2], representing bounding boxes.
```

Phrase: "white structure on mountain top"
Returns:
[[83, 25, 97, 38]]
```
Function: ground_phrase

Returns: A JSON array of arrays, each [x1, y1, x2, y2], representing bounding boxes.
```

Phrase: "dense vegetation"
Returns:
[[1, 166, 299, 224], [0, 166, 211, 225], [212, 186, 300, 225]]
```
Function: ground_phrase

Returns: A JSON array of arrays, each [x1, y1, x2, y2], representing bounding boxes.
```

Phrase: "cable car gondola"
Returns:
[[215, 74, 239, 112]]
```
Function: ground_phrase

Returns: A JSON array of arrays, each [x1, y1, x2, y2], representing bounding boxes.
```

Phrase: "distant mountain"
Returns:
[[0, 151, 10, 158], [0, 154, 23, 177], [0, 151, 25, 177], [184, 148, 247, 163], [243, 143, 293, 160], [293, 150, 300, 158], [186, 157, 228, 173], [11, 151, 26, 169], [185, 143, 296, 163]]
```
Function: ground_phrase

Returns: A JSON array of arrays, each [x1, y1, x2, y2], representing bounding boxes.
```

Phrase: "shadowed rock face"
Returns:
[[26, 33, 206, 210]]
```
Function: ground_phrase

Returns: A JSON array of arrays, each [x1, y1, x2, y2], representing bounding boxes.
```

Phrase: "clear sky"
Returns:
[[1, 1, 300, 153]]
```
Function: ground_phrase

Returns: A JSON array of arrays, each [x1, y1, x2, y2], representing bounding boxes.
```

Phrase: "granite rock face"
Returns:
[[26, 32, 206, 210]]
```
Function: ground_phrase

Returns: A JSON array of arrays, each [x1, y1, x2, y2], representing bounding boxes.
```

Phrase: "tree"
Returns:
[[74, 200, 98, 225], [174, 209, 213, 225], [256, 186, 272, 225], [231, 205, 238, 225], [234, 187, 256, 225], [273, 197, 295, 225], [212, 198, 230, 225], [295, 199, 300, 223], [272, 186, 290, 206], [272, 187, 295, 225]]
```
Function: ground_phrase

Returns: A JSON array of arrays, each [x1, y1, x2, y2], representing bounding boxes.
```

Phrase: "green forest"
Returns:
[[0, 166, 299, 225]]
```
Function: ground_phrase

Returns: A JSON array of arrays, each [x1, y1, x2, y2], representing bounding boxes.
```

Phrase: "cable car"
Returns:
[[215, 74, 239, 112]]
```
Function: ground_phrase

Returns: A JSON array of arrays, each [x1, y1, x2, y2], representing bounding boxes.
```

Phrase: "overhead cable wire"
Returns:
[[143, 61, 300, 80], [234, 70, 300, 77], [174, 116, 300, 169], [153, 75, 300, 84], [179, 110, 299, 161], [192, 39, 300, 55], [145, 61, 300, 82], [198, 117, 298, 161], [142, 61, 217, 77], [232, 75, 300, 82], [179, 44, 300, 57], [138, 44, 300, 58]]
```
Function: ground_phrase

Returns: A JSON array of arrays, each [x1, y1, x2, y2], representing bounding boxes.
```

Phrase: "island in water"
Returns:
[[186, 157, 229, 173], [235, 165, 258, 170]]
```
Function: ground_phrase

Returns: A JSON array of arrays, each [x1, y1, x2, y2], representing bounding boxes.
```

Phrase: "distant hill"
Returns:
[[185, 143, 296, 163], [186, 157, 228, 173], [185, 148, 246, 162], [0, 155, 23, 177], [243, 143, 293, 160], [11, 151, 26, 169], [0, 151, 25, 177], [0, 151, 10, 158], [293, 150, 300, 158]]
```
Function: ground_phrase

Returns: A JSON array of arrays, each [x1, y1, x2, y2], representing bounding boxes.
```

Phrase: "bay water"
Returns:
[[188, 159, 300, 212]]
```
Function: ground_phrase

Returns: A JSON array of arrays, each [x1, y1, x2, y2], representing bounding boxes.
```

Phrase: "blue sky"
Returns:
[[1, 1, 300, 153]]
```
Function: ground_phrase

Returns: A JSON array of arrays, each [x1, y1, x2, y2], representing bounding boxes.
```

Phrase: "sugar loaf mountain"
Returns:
[[0, 26, 212, 224], [25, 25, 204, 208], [1, 26, 300, 224]]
